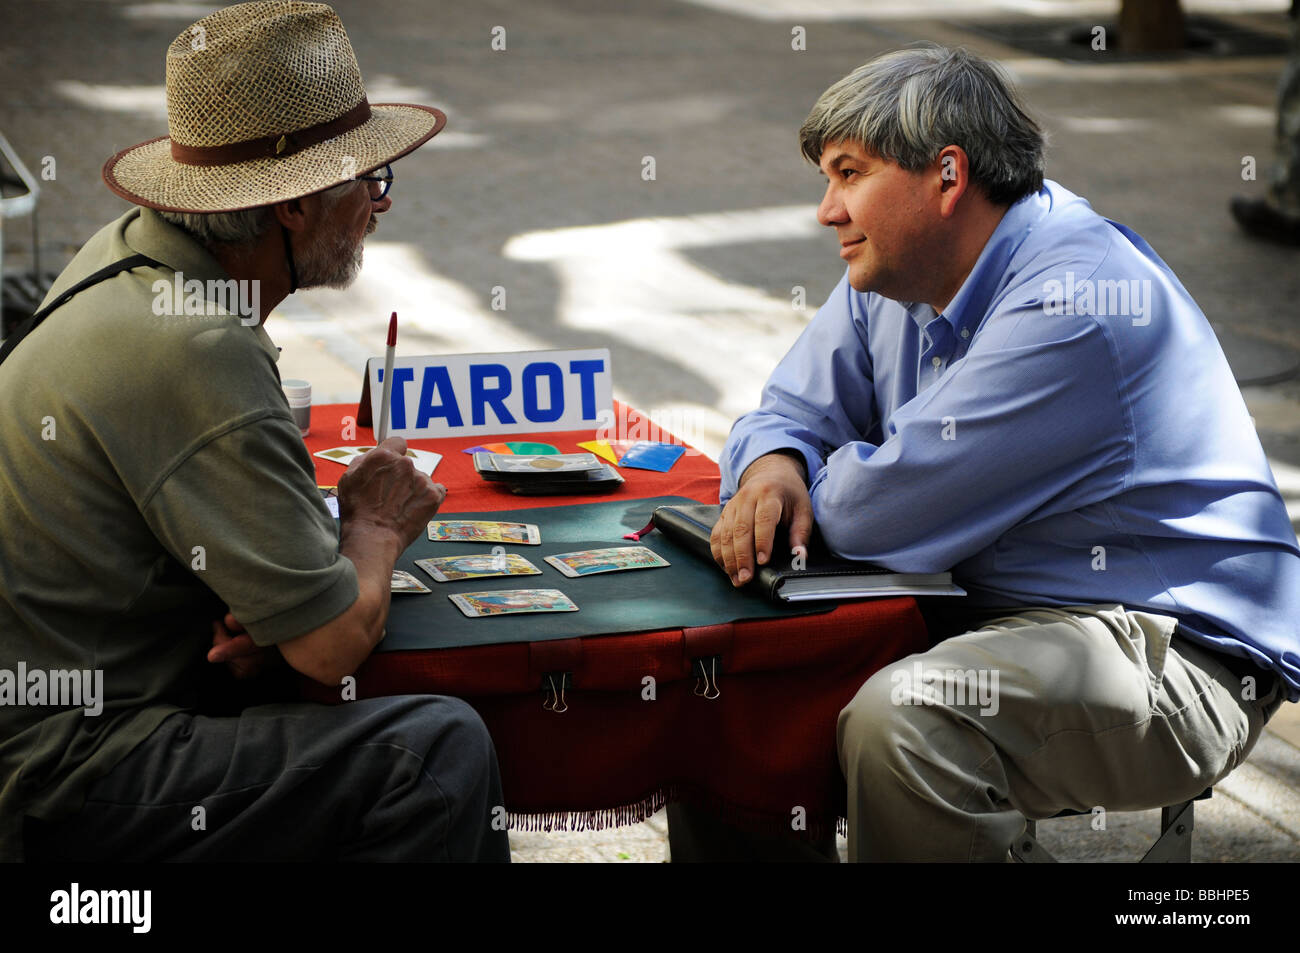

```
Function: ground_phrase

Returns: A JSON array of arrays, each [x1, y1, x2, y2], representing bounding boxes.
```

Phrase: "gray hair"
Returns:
[[157, 178, 362, 248], [798, 46, 1045, 206], [156, 205, 275, 246]]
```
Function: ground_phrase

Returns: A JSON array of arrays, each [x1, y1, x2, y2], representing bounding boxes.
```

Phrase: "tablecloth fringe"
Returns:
[[507, 787, 671, 833], [506, 784, 849, 841]]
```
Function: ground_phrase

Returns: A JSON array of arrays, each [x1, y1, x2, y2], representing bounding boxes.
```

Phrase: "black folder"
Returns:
[[650, 503, 965, 603]]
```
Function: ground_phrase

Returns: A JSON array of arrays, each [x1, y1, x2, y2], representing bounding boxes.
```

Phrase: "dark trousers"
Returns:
[[25, 695, 510, 862]]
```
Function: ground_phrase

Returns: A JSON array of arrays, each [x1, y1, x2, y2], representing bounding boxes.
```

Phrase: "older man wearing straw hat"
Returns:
[[0, 2, 509, 861]]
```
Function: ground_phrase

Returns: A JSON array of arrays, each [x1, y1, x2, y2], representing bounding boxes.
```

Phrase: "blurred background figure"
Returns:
[[1231, 0, 1300, 243]]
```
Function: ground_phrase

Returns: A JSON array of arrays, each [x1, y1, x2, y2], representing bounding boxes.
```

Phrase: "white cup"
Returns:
[[281, 379, 312, 436]]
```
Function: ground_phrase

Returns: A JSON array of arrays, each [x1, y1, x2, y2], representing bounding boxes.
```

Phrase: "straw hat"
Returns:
[[102, 1, 446, 213]]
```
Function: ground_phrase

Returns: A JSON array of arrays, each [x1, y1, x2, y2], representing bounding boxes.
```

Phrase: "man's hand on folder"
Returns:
[[711, 451, 813, 588]]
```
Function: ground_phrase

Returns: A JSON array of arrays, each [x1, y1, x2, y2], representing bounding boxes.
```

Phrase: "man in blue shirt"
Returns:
[[711, 46, 1299, 861]]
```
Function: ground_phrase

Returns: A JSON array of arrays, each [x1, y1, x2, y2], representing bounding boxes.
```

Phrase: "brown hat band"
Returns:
[[169, 98, 372, 167]]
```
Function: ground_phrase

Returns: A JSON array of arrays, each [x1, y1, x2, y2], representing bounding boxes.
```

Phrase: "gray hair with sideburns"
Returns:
[[799, 46, 1046, 206]]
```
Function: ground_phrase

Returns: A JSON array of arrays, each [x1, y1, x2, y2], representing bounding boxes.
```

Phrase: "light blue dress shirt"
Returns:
[[721, 180, 1300, 700]]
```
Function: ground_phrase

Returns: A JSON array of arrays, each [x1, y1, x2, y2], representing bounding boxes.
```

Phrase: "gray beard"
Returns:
[[298, 222, 365, 290]]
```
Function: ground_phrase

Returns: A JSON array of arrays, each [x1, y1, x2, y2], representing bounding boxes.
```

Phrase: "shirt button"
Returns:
[[931, 357, 942, 368], [960, 328, 970, 339]]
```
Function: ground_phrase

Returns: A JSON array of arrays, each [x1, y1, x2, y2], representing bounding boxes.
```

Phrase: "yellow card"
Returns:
[[577, 440, 620, 465]]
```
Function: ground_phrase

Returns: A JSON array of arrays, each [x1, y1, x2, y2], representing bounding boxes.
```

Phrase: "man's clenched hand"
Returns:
[[711, 452, 813, 587], [337, 437, 446, 551], [207, 610, 267, 679]]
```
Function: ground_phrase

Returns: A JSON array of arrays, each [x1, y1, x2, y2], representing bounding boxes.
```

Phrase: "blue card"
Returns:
[[617, 441, 686, 472]]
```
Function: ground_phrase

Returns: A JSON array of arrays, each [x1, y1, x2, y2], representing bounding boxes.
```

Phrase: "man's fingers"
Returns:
[[208, 632, 259, 663], [727, 509, 756, 585], [343, 439, 410, 483], [788, 496, 815, 554], [207, 633, 230, 662], [226, 633, 259, 656], [710, 520, 725, 567], [423, 481, 448, 514], [207, 621, 229, 662], [208, 635, 242, 662], [752, 496, 784, 566], [713, 503, 740, 581]]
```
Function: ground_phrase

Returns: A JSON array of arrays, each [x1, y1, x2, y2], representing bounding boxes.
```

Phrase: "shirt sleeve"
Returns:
[[720, 272, 877, 500], [140, 412, 359, 645], [810, 301, 1132, 572]]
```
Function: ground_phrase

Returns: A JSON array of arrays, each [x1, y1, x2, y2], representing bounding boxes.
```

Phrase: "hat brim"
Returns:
[[102, 104, 446, 213]]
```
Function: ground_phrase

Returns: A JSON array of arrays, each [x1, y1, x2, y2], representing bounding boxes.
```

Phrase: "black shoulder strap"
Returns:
[[0, 253, 159, 368]]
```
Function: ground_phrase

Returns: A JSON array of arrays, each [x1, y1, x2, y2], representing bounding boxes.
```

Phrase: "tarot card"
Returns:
[[415, 553, 542, 583], [544, 546, 670, 578], [427, 520, 542, 545], [390, 570, 432, 594], [318, 487, 340, 518], [503, 464, 625, 495], [313, 446, 439, 476], [404, 447, 442, 477], [479, 452, 604, 474], [449, 589, 579, 618], [313, 446, 364, 465]]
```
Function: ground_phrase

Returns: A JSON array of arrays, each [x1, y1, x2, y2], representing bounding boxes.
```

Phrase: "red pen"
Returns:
[[377, 311, 397, 443]]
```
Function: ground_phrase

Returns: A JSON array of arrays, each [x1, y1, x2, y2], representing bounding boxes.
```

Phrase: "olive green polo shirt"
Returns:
[[0, 207, 359, 860]]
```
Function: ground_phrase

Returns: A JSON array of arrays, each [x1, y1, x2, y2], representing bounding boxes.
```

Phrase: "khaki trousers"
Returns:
[[838, 604, 1285, 861]]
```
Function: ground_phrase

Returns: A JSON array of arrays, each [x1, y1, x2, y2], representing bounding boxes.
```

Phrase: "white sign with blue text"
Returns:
[[366, 348, 613, 439]]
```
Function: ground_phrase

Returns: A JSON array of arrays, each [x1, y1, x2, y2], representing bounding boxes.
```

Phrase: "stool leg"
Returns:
[[1010, 819, 1058, 863], [1141, 799, 1194, 863]]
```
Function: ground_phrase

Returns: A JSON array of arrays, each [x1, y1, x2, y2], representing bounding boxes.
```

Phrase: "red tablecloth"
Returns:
[[306, 401, 722, 511], [301, 402, 929, 837]]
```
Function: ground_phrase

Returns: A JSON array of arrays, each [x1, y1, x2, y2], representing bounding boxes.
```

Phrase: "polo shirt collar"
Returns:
[[123, 207, 281, 364], [125, 207, 230, 286]]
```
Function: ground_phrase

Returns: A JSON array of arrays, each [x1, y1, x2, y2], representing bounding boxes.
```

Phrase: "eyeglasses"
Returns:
[[359, 165, 394, 201]]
